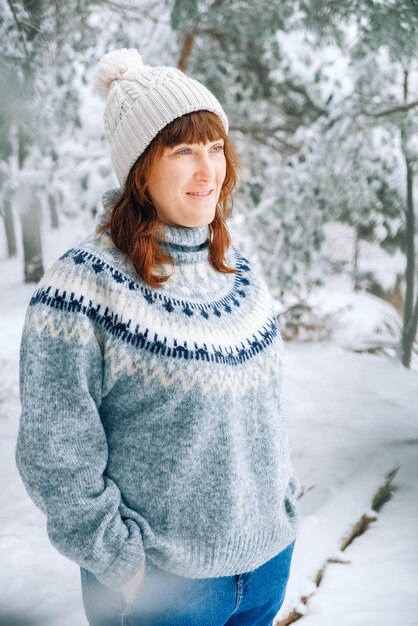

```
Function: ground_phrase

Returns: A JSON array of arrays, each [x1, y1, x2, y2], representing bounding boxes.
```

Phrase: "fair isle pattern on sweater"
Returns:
[[15, 188, 299, 592], [27, 245, 282, 399]]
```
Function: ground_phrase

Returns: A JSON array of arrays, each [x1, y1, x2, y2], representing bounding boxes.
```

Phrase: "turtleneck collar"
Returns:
[[96, 188, 211, 265], [155, 223, 210, 265]]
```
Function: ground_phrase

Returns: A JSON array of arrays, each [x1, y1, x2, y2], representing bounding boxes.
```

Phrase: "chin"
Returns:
[[184, 215, 215, 228]]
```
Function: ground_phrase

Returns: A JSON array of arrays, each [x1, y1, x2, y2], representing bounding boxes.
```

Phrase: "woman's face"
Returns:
[[147, 138, 227, 228]]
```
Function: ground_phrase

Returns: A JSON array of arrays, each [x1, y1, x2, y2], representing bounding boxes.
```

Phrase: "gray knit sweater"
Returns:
[[15, 188, 299, 591]]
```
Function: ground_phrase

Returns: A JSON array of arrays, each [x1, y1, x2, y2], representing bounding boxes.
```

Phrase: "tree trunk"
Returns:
[[177, 15, 201, 72], [0, 166, 17, 257], [397, 69, 417, 368], [48, 192, 59, 229], [353, 223, 360, 292], [399, 152, 417, 367], [17, 186, 44, 283], [407, 295, 418, 360], [3, 197, 17, 256], [12, 124, 46, 282], [178, 32, 194, 72]]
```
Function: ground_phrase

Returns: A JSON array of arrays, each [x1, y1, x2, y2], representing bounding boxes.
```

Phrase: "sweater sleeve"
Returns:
[[15, 290, 145, 591]]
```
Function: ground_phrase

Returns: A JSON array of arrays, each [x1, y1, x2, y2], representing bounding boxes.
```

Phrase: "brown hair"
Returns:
[[96, 110, 241, 288]]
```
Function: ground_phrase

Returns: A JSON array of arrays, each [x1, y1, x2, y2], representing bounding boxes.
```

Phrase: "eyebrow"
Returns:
[[171, 139, 224, 149]]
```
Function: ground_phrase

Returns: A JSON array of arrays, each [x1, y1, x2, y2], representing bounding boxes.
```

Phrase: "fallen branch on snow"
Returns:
[[274, 464, 400, 625]]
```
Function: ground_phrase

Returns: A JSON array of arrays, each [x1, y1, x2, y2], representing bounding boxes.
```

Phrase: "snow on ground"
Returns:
[[275, 341, 418, 625], [287, 443, 418, 626], [1, 221, 417, 625]]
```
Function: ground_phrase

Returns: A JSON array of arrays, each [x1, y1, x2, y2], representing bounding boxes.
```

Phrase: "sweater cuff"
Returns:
[[94, 523, 146, 591]]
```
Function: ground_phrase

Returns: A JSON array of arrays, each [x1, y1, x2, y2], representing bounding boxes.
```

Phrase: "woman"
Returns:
[[15, 49, 299, 626]]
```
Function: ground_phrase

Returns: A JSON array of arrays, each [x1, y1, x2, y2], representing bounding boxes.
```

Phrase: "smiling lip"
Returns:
[[186, 189, 213, 197]]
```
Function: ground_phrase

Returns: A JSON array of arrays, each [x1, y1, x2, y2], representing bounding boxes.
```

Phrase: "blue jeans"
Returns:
[[80, 540, 295, 626]]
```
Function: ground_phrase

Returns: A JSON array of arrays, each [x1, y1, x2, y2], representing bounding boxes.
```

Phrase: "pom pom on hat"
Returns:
[[93, 48, 144, 99]]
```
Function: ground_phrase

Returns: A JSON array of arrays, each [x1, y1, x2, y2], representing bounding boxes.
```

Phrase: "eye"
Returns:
[[175, 144, 224, 155]]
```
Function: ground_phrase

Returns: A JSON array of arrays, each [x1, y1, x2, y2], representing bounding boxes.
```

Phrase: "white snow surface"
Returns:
[[1, 220, 417, 626]]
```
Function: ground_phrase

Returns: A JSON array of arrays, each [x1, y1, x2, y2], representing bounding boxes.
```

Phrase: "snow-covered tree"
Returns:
[[300, 0, 418, 366], [0, 0, 173, 278]]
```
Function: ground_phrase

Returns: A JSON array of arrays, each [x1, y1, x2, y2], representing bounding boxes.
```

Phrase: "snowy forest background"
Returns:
[[1, 1, 418, 626], [1, 0, 418, 369]]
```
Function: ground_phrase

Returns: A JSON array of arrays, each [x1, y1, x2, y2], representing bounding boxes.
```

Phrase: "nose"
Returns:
[[194, 152, 215, 182]]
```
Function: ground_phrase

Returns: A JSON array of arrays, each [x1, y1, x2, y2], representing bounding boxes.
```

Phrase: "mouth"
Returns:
[[186, 189, 214, 198]]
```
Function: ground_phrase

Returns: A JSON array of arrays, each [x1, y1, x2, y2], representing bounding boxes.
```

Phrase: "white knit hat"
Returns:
[[93, 48, 229, 188]]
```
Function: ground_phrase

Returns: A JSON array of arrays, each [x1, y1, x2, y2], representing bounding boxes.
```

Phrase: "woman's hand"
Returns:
[[121, 565, 146, 605]]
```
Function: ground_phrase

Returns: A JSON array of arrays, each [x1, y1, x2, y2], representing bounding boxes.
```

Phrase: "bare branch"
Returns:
[[94, 0, 169, 23], [230, 124, 301, 155], [230, 124, 293, 134], [6, 0, 30, 60], [372, 99, 418, 118]]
